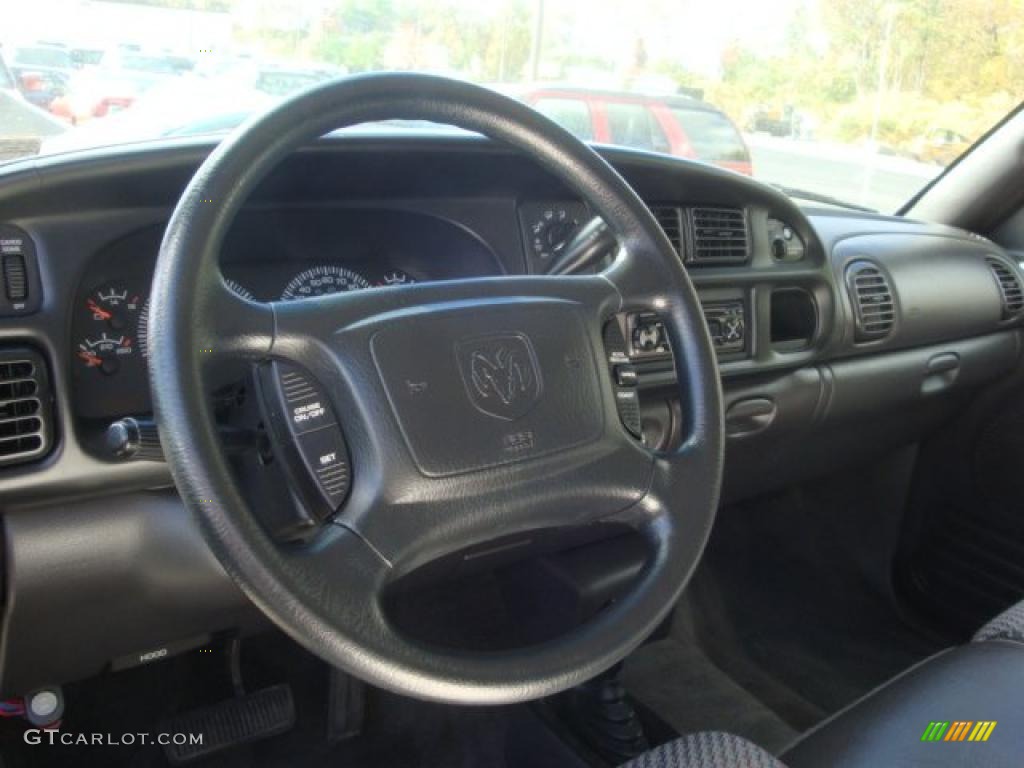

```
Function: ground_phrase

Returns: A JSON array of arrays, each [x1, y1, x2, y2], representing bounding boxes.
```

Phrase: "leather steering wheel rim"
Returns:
[[148, 73, 724, 705]]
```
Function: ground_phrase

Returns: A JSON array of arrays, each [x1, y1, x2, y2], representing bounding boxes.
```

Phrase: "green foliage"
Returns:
[[286, 0, 533, 79], [693, 0, 1023, 150], [226, 0, 1018, 151]]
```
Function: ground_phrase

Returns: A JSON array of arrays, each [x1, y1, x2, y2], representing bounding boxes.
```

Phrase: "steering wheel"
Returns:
[[148, 73, 724, 705]]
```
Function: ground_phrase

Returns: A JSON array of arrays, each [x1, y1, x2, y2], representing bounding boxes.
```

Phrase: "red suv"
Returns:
[[510, 86, 752, 175]]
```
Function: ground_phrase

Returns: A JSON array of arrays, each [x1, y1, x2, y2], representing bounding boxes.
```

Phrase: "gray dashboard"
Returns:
[[0, 134, 1021, 694]]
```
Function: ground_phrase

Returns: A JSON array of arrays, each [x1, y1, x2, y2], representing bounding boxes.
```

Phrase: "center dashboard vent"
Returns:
[[648, 205, 684, 258], [0, 348, 52, 467], [845, 260, 895, 341], [689, 207, 749, 264], [986, 257, 1024, 318]]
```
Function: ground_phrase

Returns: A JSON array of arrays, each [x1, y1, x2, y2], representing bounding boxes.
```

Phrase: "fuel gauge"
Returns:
[[86, 283, 142, 331]]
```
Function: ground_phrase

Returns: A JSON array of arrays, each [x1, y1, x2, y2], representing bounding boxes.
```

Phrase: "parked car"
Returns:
[[69, 47, 105, 69], [48, 49, 179, 124], [41, 65, 343, 154], [506, 86, 753, 175], [911, 128, 972, 167], [0, 43, 68, 162], [744, 104, 812, 139], [8, 43, 73, 109]]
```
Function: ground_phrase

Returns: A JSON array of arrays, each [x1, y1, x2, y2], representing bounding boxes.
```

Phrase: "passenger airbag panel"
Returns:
[[833, 234, 1006, 351]]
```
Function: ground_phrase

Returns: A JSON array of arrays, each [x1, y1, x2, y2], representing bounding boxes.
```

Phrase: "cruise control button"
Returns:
[[295, 426, 351, 510], [614, 364, 639, 387], [615, 388, 643, 439], [275, 363, 337, 435]]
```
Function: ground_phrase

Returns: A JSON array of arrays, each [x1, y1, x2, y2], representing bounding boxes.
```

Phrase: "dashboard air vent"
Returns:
[[986, 257, 1024, 318], [0, 348, 52, 467], [846, 261, 895, 341], [648, 205, 684, 257], [689, 207, 749, 264]]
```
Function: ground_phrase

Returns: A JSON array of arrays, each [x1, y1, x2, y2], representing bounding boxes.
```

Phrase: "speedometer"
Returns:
[[281, 265, 370, 300]]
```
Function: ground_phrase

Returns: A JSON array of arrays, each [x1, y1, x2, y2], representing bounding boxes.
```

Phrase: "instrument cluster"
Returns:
[[71, 206, 504, 420], [78, 264, 418, 362]]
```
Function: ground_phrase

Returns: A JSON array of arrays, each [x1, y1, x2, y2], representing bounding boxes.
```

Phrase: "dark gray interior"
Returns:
[[1, 79, 1024, 767]]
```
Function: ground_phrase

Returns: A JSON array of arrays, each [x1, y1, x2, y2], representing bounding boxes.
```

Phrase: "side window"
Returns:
[[671, 109, 749, 163], [533, 97, 594, 141], [605, 102, 669, 153]]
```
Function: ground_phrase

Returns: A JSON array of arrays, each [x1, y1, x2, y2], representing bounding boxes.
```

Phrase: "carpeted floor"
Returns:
[[693, 476, 948, 719], [624, 634, 798, 754], [623, 453, 954, 755]]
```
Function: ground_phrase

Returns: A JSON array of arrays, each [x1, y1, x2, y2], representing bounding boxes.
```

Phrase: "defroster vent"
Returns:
[[0, 348, 52, 467], [986, 257, 1024, 318], [846, 261, 895, 341]]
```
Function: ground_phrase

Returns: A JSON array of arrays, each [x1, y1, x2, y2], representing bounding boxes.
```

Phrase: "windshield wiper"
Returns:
[[771, 185, 877, 213]]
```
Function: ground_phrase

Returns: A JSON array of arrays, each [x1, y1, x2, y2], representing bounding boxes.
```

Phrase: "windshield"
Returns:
[[13, 46, 74, 70], [1, 0, 1020, 213]]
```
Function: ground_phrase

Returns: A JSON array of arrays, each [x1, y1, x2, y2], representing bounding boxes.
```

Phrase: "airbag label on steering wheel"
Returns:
[[371, 301, 605, 476]]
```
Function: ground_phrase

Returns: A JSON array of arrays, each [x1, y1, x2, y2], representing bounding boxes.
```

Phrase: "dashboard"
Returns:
[[0, 134, 1023, 695], [0, 136, 1017, 490]]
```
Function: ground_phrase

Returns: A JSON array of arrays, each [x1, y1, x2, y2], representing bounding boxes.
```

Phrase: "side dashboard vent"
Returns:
[[648, 205, 684, 258], [986, 257, 1024, 318], [845, 261, 895, 341], [688, 207, 749, 264], [0, 348, 52, 467]]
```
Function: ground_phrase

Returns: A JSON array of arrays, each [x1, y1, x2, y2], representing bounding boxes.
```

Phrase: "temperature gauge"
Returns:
[[77, 333, 135, 375]]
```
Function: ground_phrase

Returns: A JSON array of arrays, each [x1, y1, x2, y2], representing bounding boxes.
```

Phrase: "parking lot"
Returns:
[[745, 134, 939, 213]]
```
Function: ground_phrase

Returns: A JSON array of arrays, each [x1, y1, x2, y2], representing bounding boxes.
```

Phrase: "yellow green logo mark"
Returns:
[[921, 721, 997, 742]]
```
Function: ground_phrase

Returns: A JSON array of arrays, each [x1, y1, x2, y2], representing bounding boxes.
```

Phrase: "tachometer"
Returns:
[[281, 265, 370, 300]]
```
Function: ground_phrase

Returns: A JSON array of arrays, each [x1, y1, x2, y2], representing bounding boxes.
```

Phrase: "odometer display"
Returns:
[[281, 265, 370, 300]]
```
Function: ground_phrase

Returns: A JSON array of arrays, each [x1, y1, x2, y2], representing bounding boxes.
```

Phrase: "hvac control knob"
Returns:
[[105, 417, 164, 462]]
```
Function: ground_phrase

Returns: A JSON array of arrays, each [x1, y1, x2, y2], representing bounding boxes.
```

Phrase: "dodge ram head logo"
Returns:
[[457, 333, 542, 420]]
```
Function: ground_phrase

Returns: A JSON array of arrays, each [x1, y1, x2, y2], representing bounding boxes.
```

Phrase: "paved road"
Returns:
[[745, 135, 940, 214]]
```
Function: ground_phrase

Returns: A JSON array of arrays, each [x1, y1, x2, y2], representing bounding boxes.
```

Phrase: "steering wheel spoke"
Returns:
[[195, 272, 275, 365]]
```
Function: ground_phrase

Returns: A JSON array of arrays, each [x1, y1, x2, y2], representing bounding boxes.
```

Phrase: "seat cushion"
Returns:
[[974, 600, 1024, 643], [781, 641, 1024, 768], [619, 732, 785, 768]]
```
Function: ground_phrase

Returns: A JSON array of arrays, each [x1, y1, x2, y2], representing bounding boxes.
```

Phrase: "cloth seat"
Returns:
[[620, 600, 1024, 768]]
